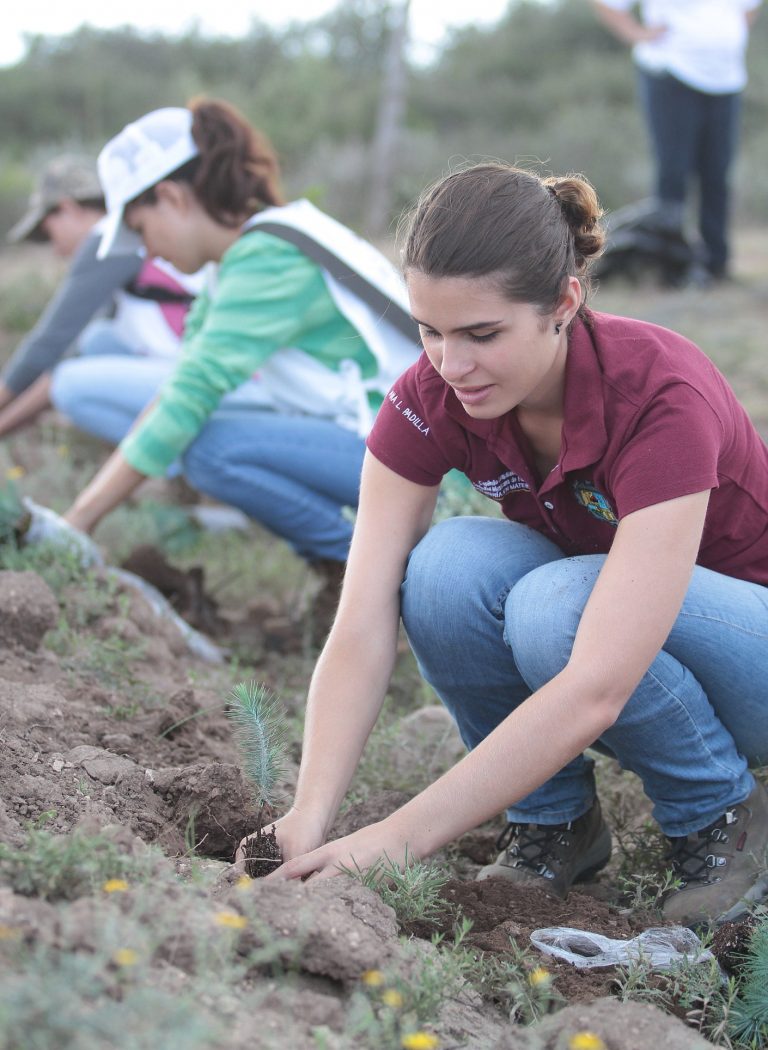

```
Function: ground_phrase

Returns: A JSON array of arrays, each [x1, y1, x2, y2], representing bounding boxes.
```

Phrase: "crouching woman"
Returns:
[[256, 163, 768, 928]]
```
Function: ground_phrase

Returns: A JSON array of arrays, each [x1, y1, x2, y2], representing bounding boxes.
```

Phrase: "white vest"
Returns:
[[237, 200, 420, 436]]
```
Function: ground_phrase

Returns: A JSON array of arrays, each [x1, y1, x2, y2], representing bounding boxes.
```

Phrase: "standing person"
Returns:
[[592, 1, 762, 283], [254, 163, 768, 928], [1, 155, 201, 444], [58, 99, 419, 634]]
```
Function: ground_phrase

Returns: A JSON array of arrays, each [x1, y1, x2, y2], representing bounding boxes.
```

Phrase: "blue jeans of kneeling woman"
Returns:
[[400, 516, 768, 839], [52, 352, 364, 563]]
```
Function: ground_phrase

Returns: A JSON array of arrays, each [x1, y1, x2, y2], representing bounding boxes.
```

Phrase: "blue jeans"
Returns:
[[51, 354, 176, 447], [401, 517, 767, 838], [638, 70, 741, 276], [181, 411, 364, 562], [52, 354, 365, 561]]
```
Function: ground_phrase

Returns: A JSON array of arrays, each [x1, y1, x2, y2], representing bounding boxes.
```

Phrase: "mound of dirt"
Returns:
[[0, 565, 723, 1048], [0, 570, 58, 650]]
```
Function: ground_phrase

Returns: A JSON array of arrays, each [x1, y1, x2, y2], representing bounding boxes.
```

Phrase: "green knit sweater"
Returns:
[[120, 229, 377, 477]]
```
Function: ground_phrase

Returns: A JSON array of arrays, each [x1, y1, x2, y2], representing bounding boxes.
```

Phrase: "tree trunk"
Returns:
[[366, 0, 412, 238]]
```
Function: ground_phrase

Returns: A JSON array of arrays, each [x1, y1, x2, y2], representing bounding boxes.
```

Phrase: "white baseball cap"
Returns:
[[97, 107, 199, 259]]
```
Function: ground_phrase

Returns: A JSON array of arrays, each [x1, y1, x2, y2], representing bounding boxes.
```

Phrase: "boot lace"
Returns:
[[496, 820, 576, 882], [667, 808, 739, 887]]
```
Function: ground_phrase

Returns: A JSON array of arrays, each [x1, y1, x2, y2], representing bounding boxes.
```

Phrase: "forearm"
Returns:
[[0, 375, 53, 437], [0, 383, 14, 411], [2, 238, 142, 395], [293, 610, 401, 835], [391, 666, 617, 859], [64, 452, 146, 534], [395, 495, 710, 858], [275, 662, 623, 881]]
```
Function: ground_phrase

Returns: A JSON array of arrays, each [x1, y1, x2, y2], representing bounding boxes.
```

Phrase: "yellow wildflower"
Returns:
[[361, 969, 385, 987], [569, 1033, 606, 1050], [402, 1034, 440, 1050], [529, 966, 552, 986], [5, 466, 25, 481], [0, 925, 20, 940], [57, 444, 69, 457], [102, 879, 129, 893], [236, 874, 252, 890], [382, 988, 404, 1009], [113, 948, 139, 967], [213, 910, 248, 930]]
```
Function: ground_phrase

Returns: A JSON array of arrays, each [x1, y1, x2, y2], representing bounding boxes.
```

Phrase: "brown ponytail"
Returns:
[[129, 97, 285, 225], [401, 163, 605, 314], [186, 98, 285, 224], [542, 175, 605, 275]]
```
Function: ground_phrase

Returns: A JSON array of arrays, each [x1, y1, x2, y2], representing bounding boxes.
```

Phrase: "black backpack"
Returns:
[[594, 199, 695, 288]]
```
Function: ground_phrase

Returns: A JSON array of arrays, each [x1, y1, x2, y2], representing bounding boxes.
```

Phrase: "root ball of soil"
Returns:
[[242, 825, 283, 878]]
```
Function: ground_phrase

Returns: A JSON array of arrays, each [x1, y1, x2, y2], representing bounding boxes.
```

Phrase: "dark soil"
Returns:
[[404, 876, 651, 1004], [0, 568, 283, 859], [242, 823, 283, 878], [121, 543, 224, 636], [121, 542, 305, 655], [710, 916, 759, 976]]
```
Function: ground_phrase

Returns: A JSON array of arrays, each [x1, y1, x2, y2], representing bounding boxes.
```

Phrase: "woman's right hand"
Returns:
[[235, 805, 328, 866], [22, 498, 104, 568]]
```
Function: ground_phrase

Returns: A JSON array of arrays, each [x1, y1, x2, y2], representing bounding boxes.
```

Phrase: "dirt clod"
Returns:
[[0, 570, 58, 650]]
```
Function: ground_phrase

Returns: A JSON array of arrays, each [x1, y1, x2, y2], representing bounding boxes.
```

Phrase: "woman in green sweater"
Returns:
[[60, 98, 419, 633]]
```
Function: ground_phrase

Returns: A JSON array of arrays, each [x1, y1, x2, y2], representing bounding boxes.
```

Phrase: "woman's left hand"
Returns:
[[265, 815, 416, 882]]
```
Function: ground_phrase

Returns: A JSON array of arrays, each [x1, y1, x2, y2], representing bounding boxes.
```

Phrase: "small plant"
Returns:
[[613, 949, 735, 1045], [345, 915, 565, 1048], [0, 825, 152, 902], [226, 680, 288, 876], [0, 941, 223, 1050], [349, 965, 442, 1049], [0, 480, 28, 546], [0, 538, 88, 592], [617, 866, 682, 912], [340, 849, 452, 928], [728, 915, 768, 1047]]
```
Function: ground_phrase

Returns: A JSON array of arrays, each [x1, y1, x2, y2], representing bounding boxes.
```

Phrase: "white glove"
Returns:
[[21, 498, 104, 569]]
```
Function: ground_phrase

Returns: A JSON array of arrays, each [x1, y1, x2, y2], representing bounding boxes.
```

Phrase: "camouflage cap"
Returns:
[[7, 154, 104, 244]]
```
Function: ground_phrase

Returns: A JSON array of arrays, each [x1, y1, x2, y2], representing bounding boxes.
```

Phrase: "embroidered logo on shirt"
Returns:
[[572, 480, 618, 526], [473, 471, 530, 500]]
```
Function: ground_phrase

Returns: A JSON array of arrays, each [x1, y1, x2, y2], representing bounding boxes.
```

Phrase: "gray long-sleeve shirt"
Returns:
[[3, 231, 143, 394]]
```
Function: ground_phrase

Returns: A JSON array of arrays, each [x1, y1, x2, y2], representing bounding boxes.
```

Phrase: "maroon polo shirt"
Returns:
[[367, 310, 768, 586]]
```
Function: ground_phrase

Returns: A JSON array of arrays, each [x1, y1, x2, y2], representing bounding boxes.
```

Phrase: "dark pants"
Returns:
[[638, 70, 742, 276]]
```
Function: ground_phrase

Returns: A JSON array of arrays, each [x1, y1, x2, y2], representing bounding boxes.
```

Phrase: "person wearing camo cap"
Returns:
[[0, 154, 202, 447]]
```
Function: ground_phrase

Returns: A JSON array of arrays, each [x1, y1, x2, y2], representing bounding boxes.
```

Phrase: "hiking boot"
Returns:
[[476, 798, 612, 897], [662, 780, 768, 927]]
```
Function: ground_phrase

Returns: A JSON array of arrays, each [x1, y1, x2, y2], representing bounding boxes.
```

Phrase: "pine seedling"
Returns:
[[728, 916, 768, 1046], [226, 681, 288, 875]]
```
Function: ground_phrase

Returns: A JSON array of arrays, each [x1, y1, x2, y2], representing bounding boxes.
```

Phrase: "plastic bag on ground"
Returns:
[[107, 567, 226, 664], [529, 925, 715, 970]]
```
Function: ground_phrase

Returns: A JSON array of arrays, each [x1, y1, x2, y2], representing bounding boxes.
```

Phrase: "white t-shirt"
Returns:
[[600, 0, 761, 93]]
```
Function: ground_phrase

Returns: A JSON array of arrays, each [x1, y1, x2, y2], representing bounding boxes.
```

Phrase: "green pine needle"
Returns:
[[226, 681, 288, 806], [729, 917, 768, 1045]]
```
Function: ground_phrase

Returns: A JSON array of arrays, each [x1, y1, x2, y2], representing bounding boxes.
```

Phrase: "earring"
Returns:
[[554, 321, 563, 334]]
